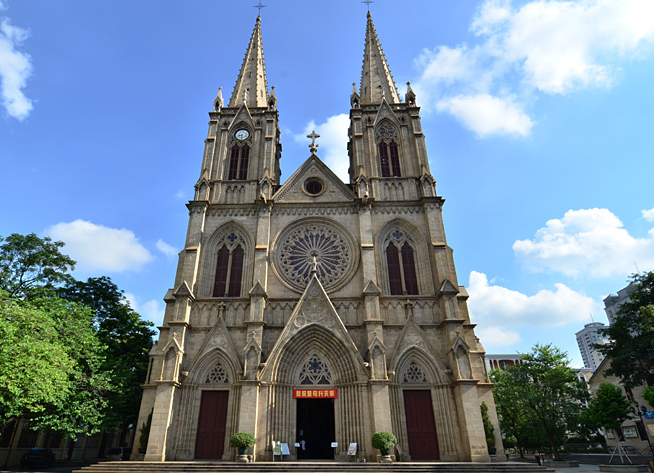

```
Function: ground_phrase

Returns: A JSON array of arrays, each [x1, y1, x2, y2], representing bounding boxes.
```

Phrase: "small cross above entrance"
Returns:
[[307, 130, 320, 153]]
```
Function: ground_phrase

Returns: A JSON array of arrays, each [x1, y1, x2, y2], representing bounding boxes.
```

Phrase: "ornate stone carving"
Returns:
[[272, 219, 359, 292], [403, 361, 427, 384], [299, 354, 332, 385], [205, 362, 229, 384]]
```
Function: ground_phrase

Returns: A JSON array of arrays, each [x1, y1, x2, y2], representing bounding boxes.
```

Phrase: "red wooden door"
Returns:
[[195, 391, 229, 459], [403, 390, 439, 460]]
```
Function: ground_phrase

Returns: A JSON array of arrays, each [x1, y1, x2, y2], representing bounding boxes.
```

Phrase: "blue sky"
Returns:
[[1, 0, 654, 367]]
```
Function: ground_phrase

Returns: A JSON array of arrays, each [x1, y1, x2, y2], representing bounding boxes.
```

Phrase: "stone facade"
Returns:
[[134, 13, 504, 463]]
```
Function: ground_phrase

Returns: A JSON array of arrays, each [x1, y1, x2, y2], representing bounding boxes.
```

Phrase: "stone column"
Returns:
[[452, 380, 490, 462], [144, 381, 178, 461], [237, 381, 261, 459]]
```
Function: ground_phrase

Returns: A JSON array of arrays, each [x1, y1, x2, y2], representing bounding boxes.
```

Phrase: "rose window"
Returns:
[[403, 362, 427, 384], [273, 220, 358, 292], [205, 363, 229, 384]]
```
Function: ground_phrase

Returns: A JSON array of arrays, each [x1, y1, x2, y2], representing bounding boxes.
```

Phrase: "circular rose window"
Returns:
[[272, 219, 359, 293]]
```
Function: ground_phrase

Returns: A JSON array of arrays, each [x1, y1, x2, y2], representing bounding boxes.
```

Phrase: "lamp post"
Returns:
[[629, 400, 654, 461]]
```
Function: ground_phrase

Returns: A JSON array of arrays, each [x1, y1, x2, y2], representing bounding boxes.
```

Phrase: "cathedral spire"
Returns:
[[229, 16, 269, 108], [359, 12, 400, 104]]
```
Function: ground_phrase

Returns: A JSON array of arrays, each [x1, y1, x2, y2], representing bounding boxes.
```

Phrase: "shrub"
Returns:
[[229, 432, 256, 448], [371, 431, 397, 451], [481, 402, 495, 448]]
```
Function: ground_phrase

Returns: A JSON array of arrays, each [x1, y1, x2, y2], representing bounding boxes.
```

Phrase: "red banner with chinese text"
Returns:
[[293, 389, 338, 399]]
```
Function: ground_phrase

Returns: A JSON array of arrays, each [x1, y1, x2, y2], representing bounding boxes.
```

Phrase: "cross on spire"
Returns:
[[362, 0, 374, 11], [254, 1, 266, 15], [307, 130, 320, 153]]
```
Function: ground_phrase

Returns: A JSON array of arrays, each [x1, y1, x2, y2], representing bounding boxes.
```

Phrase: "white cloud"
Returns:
[[45, 220, 153, 273], [467, 270, 595, 327], [156, 239, 178, 258], [414, 0, 654, 137], [294, 114, 350, 181], [642, 207, 654, 222], [436, 94, 533, 137], [175, 189, 186, 200], [475, 326, 522, 349], [125, 293, 164, 327], [513, 208, 654, 277], [0, 18, 34, 120]]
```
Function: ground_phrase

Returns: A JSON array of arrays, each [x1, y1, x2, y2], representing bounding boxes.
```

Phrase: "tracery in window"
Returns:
[[205, 362, 229, 384], [213, 232, 245, 297], [403, 361, 427, 384], [385, 230, 418, 295], [299, 353, 332, 385], [376, 122, 401, 177]]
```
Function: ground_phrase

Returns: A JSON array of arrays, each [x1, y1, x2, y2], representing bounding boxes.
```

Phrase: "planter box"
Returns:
[[599, 465, 649, 473]]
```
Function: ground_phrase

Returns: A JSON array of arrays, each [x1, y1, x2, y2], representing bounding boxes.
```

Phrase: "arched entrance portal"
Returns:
[[263, 323, 368, 461]]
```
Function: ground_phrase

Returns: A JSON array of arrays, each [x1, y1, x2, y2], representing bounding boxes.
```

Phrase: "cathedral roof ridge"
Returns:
[[228, 15, 269, 108], [359, 12, 401, 105]]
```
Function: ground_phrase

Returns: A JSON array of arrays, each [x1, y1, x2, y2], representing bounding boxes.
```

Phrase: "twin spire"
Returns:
[[226, 12, 402, 109], [228, 16, 270, 108]]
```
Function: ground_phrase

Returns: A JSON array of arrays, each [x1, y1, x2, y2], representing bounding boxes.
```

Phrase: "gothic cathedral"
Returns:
[[136, 13, 503, 463]]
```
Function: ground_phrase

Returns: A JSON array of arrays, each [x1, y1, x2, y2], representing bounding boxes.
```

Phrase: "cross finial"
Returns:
[[254, 1, 266, 15], [362, 0, 374, 12], [307, 130, 320, 153]]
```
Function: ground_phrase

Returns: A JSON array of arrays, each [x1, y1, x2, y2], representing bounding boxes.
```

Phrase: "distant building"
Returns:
[[485, 354, 522, 372], [589, 358, 654, 451], [604, 282, 636, 325], [486, 354, 592, 385], [575, 322, 609, 372]]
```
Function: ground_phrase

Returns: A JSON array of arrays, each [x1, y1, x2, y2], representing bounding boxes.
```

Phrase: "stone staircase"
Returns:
[[73, 461, 555, 473]]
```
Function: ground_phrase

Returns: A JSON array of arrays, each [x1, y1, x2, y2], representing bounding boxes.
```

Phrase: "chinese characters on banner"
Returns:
[[293, 389, 338, 399]]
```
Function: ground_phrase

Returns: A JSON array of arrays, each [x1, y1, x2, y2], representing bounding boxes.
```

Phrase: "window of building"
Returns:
[[212, 233, 245, 297], [385, 237, 418, 295], [227, 144, 250, 180], [376, 122, 401, 177]]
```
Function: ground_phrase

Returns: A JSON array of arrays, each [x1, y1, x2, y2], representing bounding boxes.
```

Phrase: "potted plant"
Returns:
[[480, 402, 496, 455], [371, 431, 397, 462], [229, 432, 256, 462]]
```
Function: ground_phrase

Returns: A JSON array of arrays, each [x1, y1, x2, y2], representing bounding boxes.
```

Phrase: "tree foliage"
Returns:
[[0, 233, 155, 442], [480, 402, 495, 449], [597, 272, 654, 390], [491, 344, 589, 459], [0, 233, 75, 298], [0, 293, 110, 438], [586, 383, 632, 432], [58, 277, 155, 433]]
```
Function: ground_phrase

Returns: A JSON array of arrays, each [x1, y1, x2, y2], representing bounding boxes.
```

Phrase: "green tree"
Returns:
[[492, 367, 545, 457], [492, 344, 589, 459], [0, 233, 75, 298], [586, 383, 631, 435], [0, 293, 110, 439], [59, 277, 155, 438], [597, 272, 654, 390]]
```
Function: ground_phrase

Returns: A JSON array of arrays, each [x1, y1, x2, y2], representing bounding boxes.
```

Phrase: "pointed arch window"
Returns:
[[212, 233, 245, 297], [227, 143, 249, 180], [299, 354, 332, 385], [376, 123, 401, 177], [384, 230, 418, 295]]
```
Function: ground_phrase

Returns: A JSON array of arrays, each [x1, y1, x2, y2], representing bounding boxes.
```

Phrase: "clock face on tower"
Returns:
[[235, 129, 250, 141]]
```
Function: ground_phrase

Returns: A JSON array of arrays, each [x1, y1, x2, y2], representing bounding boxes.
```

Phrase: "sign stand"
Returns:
[[331, 442, 338, 461]]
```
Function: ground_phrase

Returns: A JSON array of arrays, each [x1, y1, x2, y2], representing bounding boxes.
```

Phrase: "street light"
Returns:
[[629, 400, 654, 462]]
